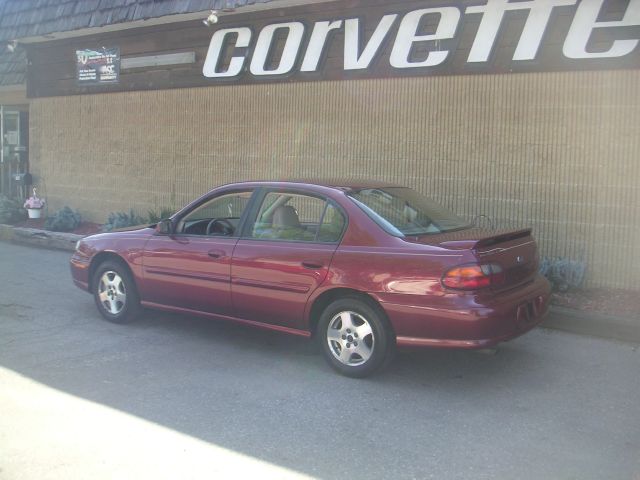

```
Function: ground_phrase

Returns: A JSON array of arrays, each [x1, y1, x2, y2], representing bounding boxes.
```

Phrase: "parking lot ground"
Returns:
[[1, 243, 639, 480]]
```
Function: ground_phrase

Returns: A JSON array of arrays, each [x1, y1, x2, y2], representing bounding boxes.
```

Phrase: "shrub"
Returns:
[[539, 257, 587, 292], [147, 207, 174, 224], [44, 206, 82, 232], [0, 195, 27, 224], [102, 209, 145, 232]]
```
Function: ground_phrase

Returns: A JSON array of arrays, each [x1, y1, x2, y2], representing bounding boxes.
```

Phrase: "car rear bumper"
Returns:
[[380, 274, 551, 349]]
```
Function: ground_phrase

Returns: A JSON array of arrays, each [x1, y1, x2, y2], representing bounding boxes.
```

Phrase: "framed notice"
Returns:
[[76, 47, 120, 84]]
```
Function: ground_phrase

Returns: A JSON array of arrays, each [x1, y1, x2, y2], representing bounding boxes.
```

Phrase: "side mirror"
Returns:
[[156, 219, 173, 235]]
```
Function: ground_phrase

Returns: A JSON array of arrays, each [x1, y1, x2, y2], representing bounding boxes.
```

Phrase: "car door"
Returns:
[[231, 190, 346, 330], [141, 190, 255, 316]]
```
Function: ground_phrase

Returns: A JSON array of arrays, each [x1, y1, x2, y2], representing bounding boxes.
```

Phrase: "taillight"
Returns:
[[442, 263, 505, 290]]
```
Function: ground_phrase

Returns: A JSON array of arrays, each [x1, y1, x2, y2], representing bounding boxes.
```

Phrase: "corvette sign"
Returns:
[[203, 0, 639, 79]]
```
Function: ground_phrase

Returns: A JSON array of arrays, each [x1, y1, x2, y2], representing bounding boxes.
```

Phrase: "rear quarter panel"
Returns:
[[318, 243, 549, 342], [312, 191, 483, 335]]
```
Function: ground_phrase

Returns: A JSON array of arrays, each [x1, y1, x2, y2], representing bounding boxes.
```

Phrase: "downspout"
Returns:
[[0, 105, 4, 195]]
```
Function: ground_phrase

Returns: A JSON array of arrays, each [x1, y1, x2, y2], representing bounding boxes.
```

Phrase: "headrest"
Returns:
[[272, 205, 301, 228]]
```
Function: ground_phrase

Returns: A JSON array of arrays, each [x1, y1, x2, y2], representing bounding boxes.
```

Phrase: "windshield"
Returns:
[[348, 187, 470, 236]]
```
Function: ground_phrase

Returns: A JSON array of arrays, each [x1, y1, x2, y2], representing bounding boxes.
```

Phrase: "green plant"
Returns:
[[147, 207, 174, 224], [102, 209, 145, 232], [539, 257, 587, 292], [44, 206, 82, 232], [0, 195, 27, 224]]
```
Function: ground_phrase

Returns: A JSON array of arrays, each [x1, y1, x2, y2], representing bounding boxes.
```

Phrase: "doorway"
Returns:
[[0, 105, 29, 199]]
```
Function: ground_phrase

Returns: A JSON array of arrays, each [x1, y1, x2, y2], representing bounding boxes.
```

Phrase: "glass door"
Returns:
[[0, 107, 29, 198]]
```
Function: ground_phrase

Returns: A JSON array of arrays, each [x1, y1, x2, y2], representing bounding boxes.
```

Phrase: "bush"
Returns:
[[44, 206, 82, 232], [102, 209, 145, 232], [147, 207, 174, 224], [539, 257, 587, 292], [0, 195, 27, 224]]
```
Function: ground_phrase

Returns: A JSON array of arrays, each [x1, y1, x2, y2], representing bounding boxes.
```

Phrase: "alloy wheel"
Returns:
[[326, 310, 375, 366], [97, 270, 127, 315]]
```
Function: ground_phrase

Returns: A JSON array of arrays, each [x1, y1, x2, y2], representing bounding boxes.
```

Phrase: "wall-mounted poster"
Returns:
[[76, 47, 120, 84]]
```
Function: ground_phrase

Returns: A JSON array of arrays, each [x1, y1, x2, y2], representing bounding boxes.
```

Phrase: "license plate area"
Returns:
[[516, 296, 546, 329]]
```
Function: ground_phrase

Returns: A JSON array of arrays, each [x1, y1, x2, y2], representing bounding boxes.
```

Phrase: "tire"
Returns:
[[92, 260, 141, 324], [318, 297, 393, 378]]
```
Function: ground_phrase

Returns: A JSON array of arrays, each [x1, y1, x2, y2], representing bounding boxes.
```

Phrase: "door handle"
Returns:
[[208, 250, 225, 259], [302, 260, 324, 269]]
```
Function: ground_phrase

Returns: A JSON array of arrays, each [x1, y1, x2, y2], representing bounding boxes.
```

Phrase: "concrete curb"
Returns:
[[1, 223, 638, 343], [544, 305, 639, 344], [0, 223, 82, 252]]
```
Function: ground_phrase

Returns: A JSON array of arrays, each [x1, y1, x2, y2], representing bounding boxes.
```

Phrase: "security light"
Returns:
[[203, 11, 219, 27]]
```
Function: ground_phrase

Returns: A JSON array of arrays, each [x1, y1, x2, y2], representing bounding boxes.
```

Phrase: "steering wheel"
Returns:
[[206, 218, 234, 236]]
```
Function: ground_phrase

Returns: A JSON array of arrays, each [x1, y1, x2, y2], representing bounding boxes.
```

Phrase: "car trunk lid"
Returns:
[[406, 228, 539, 291]]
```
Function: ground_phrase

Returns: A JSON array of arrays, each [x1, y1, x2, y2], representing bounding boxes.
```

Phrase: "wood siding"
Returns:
[[29, 69, 640, 289]]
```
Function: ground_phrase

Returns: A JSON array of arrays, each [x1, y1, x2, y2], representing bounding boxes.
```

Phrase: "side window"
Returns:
[[317, 203, 346, 242], [250, 192, 345, 242], [178, 191, 252, 236]]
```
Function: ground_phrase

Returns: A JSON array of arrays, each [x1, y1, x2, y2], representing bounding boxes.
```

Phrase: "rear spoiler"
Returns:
[[475, 228, 532, 249], [438, 228, 532, 250]]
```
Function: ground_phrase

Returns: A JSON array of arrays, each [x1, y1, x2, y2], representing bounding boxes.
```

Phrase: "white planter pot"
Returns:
[[27, 208, 43, 219]]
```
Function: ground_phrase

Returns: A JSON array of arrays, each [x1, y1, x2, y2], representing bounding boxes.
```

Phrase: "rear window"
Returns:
[[348, 187, 470, 236]]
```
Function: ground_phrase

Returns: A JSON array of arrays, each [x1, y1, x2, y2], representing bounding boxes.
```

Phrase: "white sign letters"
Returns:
[[203, 0, 640, 78], [564, 0, 640, 58], [390, 8, 461, 68]]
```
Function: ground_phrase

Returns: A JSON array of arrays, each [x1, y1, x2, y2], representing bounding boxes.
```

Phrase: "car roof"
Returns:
[[223, 179, 403, 191]]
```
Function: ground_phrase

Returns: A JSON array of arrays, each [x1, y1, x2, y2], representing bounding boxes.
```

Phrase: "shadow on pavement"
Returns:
[[1, 244, 638, 480]]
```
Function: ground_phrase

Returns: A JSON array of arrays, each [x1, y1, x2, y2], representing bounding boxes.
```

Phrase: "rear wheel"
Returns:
[[318, 297, 392, 378], [92, 260, 140, 324]]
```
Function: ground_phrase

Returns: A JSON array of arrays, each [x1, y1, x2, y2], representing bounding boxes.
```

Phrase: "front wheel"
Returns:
[[318, 297, 392, 378], [92, 260, 140, 324]]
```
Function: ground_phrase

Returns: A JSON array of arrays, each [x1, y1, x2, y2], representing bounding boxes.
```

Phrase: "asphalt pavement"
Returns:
[[0, 242, 639, 480]]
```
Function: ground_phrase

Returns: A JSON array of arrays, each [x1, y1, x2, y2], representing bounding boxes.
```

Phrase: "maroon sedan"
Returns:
[[71, 181, 550, 377]]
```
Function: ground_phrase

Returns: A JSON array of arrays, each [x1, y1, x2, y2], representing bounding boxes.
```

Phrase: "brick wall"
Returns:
[[29, 69, 640, 289]]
